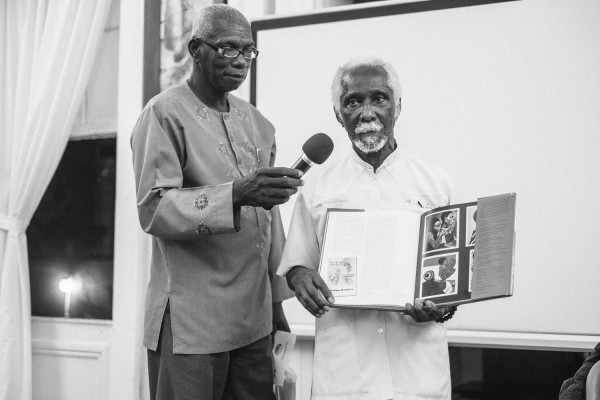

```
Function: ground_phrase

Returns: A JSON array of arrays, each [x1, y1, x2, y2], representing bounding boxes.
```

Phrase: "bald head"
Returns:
[[190, 4, 250, 41]]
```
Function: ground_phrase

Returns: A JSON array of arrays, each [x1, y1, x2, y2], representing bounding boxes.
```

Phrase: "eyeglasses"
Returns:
[[195, 37, 259, 60]]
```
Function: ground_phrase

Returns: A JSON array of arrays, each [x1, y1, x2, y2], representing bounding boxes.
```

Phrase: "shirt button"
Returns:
[[378, 327, 384, 334]]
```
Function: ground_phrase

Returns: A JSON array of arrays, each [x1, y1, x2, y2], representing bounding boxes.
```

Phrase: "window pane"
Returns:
[[28, 138, 116, 319]]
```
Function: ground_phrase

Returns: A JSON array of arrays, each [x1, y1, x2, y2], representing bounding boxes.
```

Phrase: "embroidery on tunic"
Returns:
[[194, 106, 209, 120], [194, 194, 209, 210], [242, 205, 252, 216], [234, 107, 249, 121], [217, 141, 230, 157], [227, 167, 241, 180], [241, 140, 256, 156], [197, 222, 212, 235], [256, 238, 266, 249], [240, 141, 259, 169]]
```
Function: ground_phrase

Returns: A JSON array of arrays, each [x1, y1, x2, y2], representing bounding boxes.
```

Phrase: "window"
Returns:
[[28, 138, 116, 319]]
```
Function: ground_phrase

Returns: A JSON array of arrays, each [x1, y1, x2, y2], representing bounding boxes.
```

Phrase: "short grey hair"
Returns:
[[190, 4, 249, 40], [331, 56, 402, 118]]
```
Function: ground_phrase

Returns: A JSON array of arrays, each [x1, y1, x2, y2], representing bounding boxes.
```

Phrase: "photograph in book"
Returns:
[[468, 249, 475, 292], [326, 256, 357, 297], [466, 206, 477, 247], [423, 208, 460, 253], [419, 252, 459, 299]]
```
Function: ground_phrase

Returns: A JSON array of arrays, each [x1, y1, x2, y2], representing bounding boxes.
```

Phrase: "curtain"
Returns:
[[0, 1, 112, 398]]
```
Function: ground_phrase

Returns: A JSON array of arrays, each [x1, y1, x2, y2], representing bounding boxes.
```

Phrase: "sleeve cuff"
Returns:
[[271, 274, 294, 302]]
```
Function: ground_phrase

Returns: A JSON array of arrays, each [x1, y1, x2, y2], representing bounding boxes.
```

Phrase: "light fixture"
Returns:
[[58, 276, 80, 318]]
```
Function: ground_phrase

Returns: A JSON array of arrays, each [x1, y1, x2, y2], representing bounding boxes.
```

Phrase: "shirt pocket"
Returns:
[[401, 314, 444, 332], [313, 310, 362, 397], [394, 315, 451, 396], [408, 193, 451, 210], [310, 193, 349, 217], [256, 148, 271, 169]]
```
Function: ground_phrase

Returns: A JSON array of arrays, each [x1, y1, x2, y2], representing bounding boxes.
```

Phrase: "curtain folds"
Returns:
[[0, 1, 112, 399]]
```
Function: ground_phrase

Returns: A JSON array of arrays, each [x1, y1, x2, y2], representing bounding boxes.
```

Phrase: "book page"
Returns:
[[471, 193, 516, 300], [319, 210, 422, 307], [415, 205, 466, 304]]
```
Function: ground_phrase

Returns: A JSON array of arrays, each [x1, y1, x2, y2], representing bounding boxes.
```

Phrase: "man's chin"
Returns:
[[354, 141, 387, 154], [353, 134, 388, 153]]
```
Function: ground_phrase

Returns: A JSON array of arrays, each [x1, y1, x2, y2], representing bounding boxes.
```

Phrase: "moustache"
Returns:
[[355, 121, 384, 134]]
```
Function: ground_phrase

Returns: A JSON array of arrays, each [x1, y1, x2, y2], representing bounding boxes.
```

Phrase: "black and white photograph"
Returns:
[[467, 206, 477, 247], [423, 208, 460, 253], [419, 253, 459, 299]]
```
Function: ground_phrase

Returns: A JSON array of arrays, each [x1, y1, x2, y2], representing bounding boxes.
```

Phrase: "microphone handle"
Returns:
[[291, 153, 315, 173], [264, 154, 314, 210]]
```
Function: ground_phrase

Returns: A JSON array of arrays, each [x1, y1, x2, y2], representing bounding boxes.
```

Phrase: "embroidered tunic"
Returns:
[[278, 148, 455, 399], [131, 82, 290, 354]]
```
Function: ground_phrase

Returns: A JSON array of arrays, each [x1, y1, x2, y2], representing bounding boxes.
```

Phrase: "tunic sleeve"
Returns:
[[131, 104, 237, 240], [268, 205, 294, 302], [277, 189, 321, 276]]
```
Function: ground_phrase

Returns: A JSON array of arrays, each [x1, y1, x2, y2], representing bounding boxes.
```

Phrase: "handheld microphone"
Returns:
[[291, 133, 334, 173], [263, 133, 334, 211]]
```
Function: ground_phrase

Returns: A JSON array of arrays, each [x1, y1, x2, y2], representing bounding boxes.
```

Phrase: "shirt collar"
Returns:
[[349, 143, 401, 172]]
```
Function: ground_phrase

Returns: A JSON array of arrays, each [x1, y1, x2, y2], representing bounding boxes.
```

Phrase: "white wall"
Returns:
[[254, 0, 600, 351]]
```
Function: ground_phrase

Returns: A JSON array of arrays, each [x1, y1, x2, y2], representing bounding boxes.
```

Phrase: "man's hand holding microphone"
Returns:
[[232, 167, 304, 209], [233, 132, 334, 210]]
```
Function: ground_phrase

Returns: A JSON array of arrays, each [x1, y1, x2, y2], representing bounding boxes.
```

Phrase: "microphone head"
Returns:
[[302, 133, 334, 165]]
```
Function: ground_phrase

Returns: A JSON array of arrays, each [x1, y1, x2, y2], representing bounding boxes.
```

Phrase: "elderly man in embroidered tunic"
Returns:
[[278, 56, 457, 400], [131, 5, 302, 400]]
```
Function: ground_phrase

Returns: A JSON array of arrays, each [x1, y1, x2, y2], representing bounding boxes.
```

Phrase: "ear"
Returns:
[[395, 97, 402, 120], [334, 107, 344, 127], [188, 38, 201, 64]]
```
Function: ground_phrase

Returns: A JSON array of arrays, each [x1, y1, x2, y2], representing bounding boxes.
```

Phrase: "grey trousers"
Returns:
[[147, 309, 275, 400]]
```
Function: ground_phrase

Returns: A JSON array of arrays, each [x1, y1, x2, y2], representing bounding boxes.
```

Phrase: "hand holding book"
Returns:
[[405, 299, 456, 323], [286, 266, 335, 318]]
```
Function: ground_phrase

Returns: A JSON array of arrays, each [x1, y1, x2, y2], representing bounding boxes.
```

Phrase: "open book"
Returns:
[[317, 193, 516, 311]]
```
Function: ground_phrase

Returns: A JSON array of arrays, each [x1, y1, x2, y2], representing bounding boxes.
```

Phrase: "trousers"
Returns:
[[147, 308, 275, 400]]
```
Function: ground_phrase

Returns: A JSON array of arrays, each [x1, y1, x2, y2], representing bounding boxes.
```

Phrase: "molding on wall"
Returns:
[[32, 339, 109, 357], [447, 330, 600, 352], [32, 340, 109, 400], [290, 323, 600, 352]]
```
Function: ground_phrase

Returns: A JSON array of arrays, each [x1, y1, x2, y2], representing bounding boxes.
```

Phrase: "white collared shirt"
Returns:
[[279, 148, 454, 400]]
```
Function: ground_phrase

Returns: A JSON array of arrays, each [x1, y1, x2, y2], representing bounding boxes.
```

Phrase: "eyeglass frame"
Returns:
[[194, 37, 259, 60]]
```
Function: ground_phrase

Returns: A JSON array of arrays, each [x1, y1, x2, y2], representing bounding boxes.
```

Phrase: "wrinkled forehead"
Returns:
[[340, 65, 392, 94]]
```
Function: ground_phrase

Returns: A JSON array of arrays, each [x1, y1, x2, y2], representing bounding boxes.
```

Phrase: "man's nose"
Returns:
[[231, 53, 249, 67], [360, 101, 376, 121]]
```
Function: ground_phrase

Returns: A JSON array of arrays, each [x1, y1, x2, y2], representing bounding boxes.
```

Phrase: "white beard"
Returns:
[[353, 121, 388, 153]]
